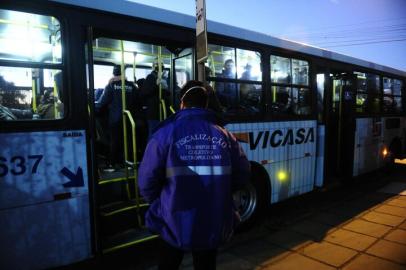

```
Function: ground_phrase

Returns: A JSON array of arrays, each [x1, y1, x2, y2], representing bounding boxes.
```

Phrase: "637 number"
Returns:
[[0, 155, 43, 177]]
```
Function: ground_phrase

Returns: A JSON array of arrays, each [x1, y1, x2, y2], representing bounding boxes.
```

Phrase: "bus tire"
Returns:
[[233, 162, 270, 231]]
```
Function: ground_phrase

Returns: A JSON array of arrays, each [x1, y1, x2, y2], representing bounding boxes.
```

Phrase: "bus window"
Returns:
[[292, 87, 311, 115], [173, 50, 192, 109], [271, 86, 292, 113], [206, 44, 262, 115], [270, 55, 311, 116], [0, 9, 64, 121], [355, 72, 380, 114], [383, 77, 403, 113], [271, 55, 291, 84], [292, 59, 309, 86]]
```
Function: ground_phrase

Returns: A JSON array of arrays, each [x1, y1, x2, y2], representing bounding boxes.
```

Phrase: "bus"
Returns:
[[0, 0, 405, 268]]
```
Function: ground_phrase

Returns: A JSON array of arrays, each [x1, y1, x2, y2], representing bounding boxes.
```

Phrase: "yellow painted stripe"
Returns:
[[98, 176, 135, 185], [101, 203, 149, 217], [102, 235, 159, 254]]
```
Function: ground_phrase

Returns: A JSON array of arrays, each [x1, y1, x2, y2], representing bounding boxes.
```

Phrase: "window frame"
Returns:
[[354, 72, 382, 116], [382, 76, 404, 115], [268, 53, 313, 118], [0, 8, 67, 124], [205, 42, 265, 121]]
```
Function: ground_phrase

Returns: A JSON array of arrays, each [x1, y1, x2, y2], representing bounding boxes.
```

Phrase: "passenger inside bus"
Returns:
[[0, 94, 33, 120], [139, 61, 170, 137], [273, 90, 292, 113], [239, 64, 260, 113], [37, 89, 64, 119], [216, 59, 238, 109], [95, 64, 138, 171], [0, 76, 34, 120]]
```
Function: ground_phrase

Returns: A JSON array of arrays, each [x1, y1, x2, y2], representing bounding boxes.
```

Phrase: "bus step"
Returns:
[[102, 228, 158, 254], [100, 200, 149, 217], [98, 170, 136, 185]]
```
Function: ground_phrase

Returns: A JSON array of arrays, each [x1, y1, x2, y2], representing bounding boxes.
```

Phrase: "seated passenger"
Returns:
[[240, 65, 253, 98], [37, 90, 58, 119], [274, 91, 292, 113], [216, 59, 238, 109], [0, 82, 33, 120], [0, 100, 33, 120]]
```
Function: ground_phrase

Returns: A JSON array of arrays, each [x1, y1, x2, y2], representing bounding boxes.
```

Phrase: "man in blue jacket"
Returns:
[[138, 80, 250, 270], [95, 65, 138, 170]]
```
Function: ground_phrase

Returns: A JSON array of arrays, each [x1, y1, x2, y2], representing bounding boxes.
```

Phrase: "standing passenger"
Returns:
[[216, 59, 238, 109], [138, 80, 250, 270], [95, 64, 137, 170], [139, 61, 169, 137]]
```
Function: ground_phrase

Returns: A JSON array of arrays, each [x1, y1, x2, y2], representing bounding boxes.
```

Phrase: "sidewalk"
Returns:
[[177, 165, 406, 270]]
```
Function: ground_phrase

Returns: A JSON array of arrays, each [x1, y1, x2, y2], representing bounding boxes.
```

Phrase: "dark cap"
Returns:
[[179, 80, 208, 108], [113, 65, 121, 76]]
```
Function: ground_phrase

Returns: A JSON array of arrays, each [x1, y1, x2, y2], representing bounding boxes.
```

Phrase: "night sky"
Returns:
[[128, 0, 406, 71]]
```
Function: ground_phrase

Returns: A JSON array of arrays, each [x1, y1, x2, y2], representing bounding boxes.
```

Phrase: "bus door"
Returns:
[[326, 73, 356, 179], [170, 48, 194, 111], [87, 33, 188, 253]]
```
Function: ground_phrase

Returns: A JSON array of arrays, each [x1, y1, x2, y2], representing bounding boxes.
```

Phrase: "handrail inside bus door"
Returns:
[[122, 110, 143, 228], [161, 98, 167, 120], [53, 80, 58, 118], [158, 46, 163, 121], [32, 79, 37, 113], [133, 52, 137, 82], [120, 40, 132, 201]]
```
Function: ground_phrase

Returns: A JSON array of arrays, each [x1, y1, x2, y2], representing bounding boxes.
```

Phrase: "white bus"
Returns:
[[0, 0, 405, 268]]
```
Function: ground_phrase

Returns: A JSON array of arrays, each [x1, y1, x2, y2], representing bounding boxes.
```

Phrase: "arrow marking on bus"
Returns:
[[61, 167, 84, 188]]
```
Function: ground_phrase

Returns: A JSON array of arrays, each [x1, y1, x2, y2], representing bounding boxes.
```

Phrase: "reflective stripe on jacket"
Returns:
[[138, 108, 250, 250]]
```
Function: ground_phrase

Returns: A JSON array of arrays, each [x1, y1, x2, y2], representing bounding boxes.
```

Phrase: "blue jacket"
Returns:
[[138, 108, 250, 250], [95, 77, 137, 127]]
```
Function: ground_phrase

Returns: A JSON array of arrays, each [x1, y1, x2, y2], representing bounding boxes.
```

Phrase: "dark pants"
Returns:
[[158, 240, 217, 270], [109, 122, 124, 165]]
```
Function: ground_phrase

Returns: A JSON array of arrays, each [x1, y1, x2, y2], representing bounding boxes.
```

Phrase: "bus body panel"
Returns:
[[0, 1, 404, 268], [315, 125, 325, 187], [353, 117, 406, 176], [0, 130, 92, 269], [227, 120, 317, 204]]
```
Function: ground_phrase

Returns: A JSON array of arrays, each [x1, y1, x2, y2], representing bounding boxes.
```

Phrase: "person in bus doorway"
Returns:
[[139, 61, 169, 137], [216, 59, 238, 109], [95, 64, 138, 171], [138, 80, 250, 270]]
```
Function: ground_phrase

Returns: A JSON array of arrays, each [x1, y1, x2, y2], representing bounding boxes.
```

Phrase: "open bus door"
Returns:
[[87, 35, 195, 254], [169, 48, 194, 111], [326, 73, 357, 179]]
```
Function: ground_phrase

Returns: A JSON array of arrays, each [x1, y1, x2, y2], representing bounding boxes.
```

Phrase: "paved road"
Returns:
[[167, 164, 406, 270], [69, 164, 406, 270]]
